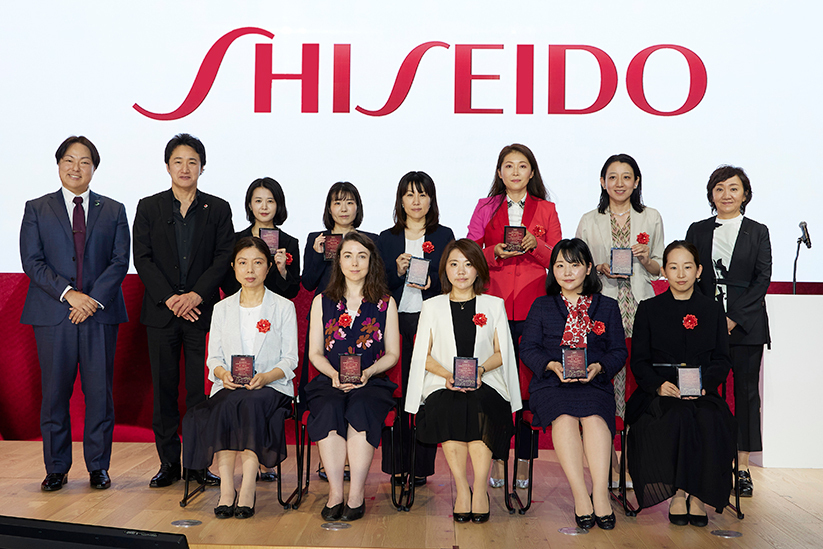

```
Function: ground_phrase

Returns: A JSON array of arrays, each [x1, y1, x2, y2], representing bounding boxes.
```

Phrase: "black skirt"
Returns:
[[627, 394, 736, 512], [182, 387, 292, 470], [415, 385, 514, 460]]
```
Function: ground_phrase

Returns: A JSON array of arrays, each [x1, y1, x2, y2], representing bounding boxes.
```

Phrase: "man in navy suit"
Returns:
[[133, 133, 234, 487], [20, 136, 130, 491]]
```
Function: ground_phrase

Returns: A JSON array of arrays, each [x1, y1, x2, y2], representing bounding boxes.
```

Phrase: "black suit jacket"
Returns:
[[685, 216, 771, 346], [376, 224, 455, 305], [133, 189, 234, 330], [221, 225, 301, 299]]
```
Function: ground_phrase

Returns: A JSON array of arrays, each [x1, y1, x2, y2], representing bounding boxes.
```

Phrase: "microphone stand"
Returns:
[[793, 238, 802, 295]]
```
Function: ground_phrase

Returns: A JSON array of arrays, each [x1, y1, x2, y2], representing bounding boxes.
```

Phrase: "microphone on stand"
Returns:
[[794, 221, 812, 294], [799, 221, 812, 249]]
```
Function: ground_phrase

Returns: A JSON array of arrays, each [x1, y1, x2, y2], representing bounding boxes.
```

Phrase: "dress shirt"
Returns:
[[173, 191, 200, 290]]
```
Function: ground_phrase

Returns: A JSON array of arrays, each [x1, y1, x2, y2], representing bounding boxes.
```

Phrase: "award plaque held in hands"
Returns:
[[610, 247, 634, 276], [406, 256, 430, 287], [562, 347, 588, 380], [231, 355, 255, 386], [677, 365, 703, 397], [324, 234, 343, 261], [504, 226, 527, 252], [453, 357, 479, 389], [258, 228, 280, 255], [339, 354, 362, 384]]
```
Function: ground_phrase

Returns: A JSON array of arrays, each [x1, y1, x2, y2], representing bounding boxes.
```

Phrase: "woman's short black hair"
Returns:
[[164, 133, 206, 166], [663, 240, 701, 268], [545, 238, 602, 295], [597, 153, 645, 214], [390, 171, 441, 235], [706, 165, 752, 214], [55, 136, 100, 169], [322, 181, 364, 230], [232, 236, 273, 267], [438, 238, 489, 295], [244, 177, 288, 226]]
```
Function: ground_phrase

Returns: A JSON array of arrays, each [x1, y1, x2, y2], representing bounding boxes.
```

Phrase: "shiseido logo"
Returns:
[[133, 27, 707, 120]]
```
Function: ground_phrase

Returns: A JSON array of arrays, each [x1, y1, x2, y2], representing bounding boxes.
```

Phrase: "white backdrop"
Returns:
[[1, 1, 819, 280]]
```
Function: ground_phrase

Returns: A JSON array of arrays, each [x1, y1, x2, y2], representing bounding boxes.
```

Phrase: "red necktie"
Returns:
[[72, 196, 85, 291]]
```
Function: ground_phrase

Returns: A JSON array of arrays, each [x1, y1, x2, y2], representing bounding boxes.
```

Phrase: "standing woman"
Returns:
[[305, 232, 400, 521], [575, 154, 663, 476], [626, 241, 735, 526], [183, 237, 298, 519], [222, 178, 300, 300], [405, 239, 521, 523], [377, 171, 455, 483], [685, 166, 771, 497], [520, 239, 627, 530], [467, 143, 562, 486]]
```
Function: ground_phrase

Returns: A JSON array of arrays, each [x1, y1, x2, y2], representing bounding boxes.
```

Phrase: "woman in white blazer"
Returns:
[[183, 237, 298, 519], [405, 239, 522, 523]]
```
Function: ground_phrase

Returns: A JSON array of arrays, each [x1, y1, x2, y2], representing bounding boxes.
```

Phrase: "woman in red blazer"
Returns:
[[467, 143, 562, 486]]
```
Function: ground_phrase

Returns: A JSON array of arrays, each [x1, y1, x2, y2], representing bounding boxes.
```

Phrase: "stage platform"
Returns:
[[1, 441, 821, 549]]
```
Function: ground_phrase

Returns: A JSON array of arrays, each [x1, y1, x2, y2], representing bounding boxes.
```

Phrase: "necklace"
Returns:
[[610, 209, 630, 217]]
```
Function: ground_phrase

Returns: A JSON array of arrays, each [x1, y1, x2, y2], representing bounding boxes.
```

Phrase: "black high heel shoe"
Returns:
[[234, 493, 256, 519], [214, 491, 237, 519], [594, 511, 616, 530], [471, 493, 490, 523], [575, 512, 595, 530], [453, 491, 472, 523]]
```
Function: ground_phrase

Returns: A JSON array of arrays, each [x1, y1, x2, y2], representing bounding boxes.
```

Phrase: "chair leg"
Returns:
[[728, 444, 744, 519], [504, 412, 521, 514], [405, 419, 417, 511], [614, 428, 637, 516], [179, 466, 206, 508]]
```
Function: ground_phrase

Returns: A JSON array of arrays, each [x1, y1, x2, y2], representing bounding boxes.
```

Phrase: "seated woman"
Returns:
[[405, 239, 521, 523], [182, 237, 298, 519], [305, 232, 400, 522], [625, 241, 735, 527], [520, 238, 627, 530]]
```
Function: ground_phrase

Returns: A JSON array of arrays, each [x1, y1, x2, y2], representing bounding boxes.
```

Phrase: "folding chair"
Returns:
[[505, 366, 540, 514]]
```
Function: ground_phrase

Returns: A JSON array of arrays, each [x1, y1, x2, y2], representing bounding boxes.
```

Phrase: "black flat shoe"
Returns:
[[258, 470, 277, 482], [41, 473, 67, 492], [738, 469, 753, 497], [687, 496, 708, 527], [321, 502, 344, 521], [595, 512, 616, 530], [150, 463, 180, 488], [471, 493, 490, 523], [340, 502, 366, 521], [89, 469, 111, 489], [414, 476, 428, 486], [235, 494, 256, 519], [575, 513, 595, 530], [668, 497, 689, 526], [214, 491, 237, 519]]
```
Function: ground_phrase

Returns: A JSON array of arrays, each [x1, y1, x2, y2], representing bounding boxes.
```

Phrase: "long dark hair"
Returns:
[[324, 232, 388, 303], [487, 143, 549, 203], [597, 153, 645, 214], [389, 171, 441, 235], [244, 177, 288, 226], [545, 238, 602, 296]]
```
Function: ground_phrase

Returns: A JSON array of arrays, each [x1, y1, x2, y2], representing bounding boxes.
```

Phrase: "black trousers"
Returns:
[[730, 344, 764, 452], [381, 311, 437, 477], [147, 318, 207, 465]]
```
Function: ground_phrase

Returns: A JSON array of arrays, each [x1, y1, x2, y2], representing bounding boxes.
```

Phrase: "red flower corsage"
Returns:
[[683, 314, 698, 330], [472, 313, 488, 327], [422, 241, 435, 254], [636, 232, 650, 245], [532, 225, 546, 238], [592, 321, 605, 335], [338, 313, 353, 329], [285, 252, 293, 265], [257, 319, 271, 333]]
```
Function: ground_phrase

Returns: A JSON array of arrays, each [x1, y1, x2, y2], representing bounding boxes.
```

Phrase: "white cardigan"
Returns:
[[207, 289, 298, 397], [575, 206, 664, 303], [404, 294, 522, 415]]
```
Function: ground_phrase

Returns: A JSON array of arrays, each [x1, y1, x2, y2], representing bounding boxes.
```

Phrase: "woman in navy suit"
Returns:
[[685, 165, 771, 497], [377, 171, 455, 482], [520, 239, 627, 530]]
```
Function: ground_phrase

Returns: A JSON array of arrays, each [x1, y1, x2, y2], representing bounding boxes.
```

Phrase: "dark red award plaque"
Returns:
[[562, 347, 588, 380], [231, 355, 255, 386], [453, 357, 479, 389], [259, 228, 280, 255], [324, 234, 344, 261], [504, 225, 527, 252], [339, 354, 362, 384]]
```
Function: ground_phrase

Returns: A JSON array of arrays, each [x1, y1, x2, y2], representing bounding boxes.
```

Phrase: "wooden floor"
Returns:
[[1, 441, 822, 549]]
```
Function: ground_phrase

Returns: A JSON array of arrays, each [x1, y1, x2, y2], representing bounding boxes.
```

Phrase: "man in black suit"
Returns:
[[20, 136, 130, 491], [133, 134, 234, 487]]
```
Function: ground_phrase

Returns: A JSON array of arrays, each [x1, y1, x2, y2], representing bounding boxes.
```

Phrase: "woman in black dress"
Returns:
[[305, 232, 400, 522], [377, 171, 455, 483], [183, 237, 298, 519], [685, 165, 771, 497], [520, 238, 627, 530], [626, 240, 735, 527]]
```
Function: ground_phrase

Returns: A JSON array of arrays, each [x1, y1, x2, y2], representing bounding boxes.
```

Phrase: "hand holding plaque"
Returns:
[[453, 357, 479, 389], [677, 366, 702, 398], [504, 226, 527, 253], [339, 354, 362, 384], [231, 355, 255, 387], [324, 234, 343, 261], [258, 228, 280, 255], [562, 347, 588, 380], [406, 256, 430, 287], [610, 247, 634, 276]]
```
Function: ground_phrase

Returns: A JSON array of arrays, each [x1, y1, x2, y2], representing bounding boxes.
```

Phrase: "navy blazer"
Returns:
[[20, 189, 129, 326], [376, 224, 455, 306], [520, 293, 627, 397], [300, 230, 378, 297], [685, 216, 771, 346], [221, 226, 301, 299], [133, 189, 234, 330]]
